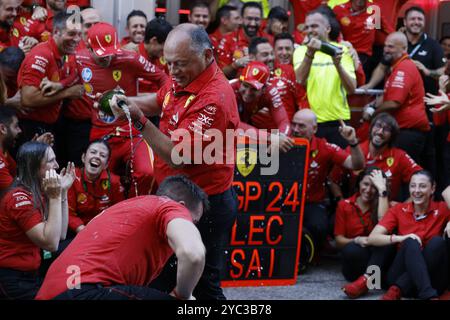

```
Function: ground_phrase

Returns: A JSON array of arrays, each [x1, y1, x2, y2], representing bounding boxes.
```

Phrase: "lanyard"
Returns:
[[409, 33, 427, 58]]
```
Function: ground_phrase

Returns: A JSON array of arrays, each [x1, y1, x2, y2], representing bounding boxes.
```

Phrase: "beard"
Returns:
[[382, 53, 394, 65], [243, 25, 258, 38]]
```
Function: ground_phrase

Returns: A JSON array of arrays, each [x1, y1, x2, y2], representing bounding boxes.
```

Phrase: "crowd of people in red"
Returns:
[[0, 0, 449, 301]]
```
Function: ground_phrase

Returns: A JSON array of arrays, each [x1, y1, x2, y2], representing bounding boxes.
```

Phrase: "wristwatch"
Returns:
[[379, 190, 388, 198], [133, 114, 149, 132]]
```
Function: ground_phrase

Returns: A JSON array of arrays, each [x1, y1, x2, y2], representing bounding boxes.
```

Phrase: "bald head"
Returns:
[[383, 32, 408, 63], [387, 32, 408, 50], [291, 109, 318, 140], [164, 23, 213, 88]]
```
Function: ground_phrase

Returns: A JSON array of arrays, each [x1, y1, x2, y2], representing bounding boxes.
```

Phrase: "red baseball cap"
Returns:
[[239, 61, 270, 90], [87, 22, 121, 57]]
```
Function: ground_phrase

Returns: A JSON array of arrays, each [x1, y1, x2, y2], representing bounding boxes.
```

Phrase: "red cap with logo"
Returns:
[[87, 22, 121, 57], [239, 61, 270, 90]]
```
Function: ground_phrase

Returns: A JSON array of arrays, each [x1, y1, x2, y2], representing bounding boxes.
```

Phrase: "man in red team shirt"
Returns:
[[216, 1, 271, 79], [246, 37, 302, 124], [36, 175, 208, 300], [18, 11, 84, 142], [209, 5, 240, 52], [363, 32, 430, 166], [123, 17, 173, 94], [232, 60, 290, 135], [73, 22, 168, 197], [330, 113, 422, 201], [120, 9, 146, 46], [0, 0, 22, 51], [0, 107, 21, 192], [291, 108, 364, 253], [109, 24, 240, 300]]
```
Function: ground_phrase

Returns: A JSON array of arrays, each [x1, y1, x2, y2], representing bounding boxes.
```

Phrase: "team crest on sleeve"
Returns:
[[112, 70, 122, 82], [105, 34, 112, 43], [81, 67, 93, 82]]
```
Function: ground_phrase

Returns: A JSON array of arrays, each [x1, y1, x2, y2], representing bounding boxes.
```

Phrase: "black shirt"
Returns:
[[408, 33, 446, 95]]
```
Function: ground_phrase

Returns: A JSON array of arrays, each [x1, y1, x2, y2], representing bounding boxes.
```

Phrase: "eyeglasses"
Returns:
[[373, 122, 392, 133]]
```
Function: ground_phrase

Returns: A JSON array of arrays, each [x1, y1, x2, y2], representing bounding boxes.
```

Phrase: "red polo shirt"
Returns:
[[68, 167, 124, 232], [231, 79, 290, 134], [68, 48, 168, 128], [306, 136, 350, 203], [36, 196, 192, 300], [155, 61, 240, 195], [209, 28, 228, 52], [333, 2, 376, 56], [216, 27, 273, 70], [18, 37, 78, 124], [334, 193, 377, 238], [66, 0, 91, 7], [383, 54, 430, 132], [379, 201, 450, 246], [136, 42, 169, 94], [14, 7, 51, 45], [0, 188, 43, 272], [0, 150, 16, 193], [330, 140, 422, 200]]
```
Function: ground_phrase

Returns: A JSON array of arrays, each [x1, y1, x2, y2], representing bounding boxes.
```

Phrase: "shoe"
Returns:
[[381, 285, 402, 300], [342, 275, 368, 299]]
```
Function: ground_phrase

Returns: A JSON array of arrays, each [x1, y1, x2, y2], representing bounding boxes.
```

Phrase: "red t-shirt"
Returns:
[[155, 61, 240, 195], [333, 2, 376, 56], [68, 49, 168, 129], [209, 28, 228, 52], [0, 150, 16, 193], [66, 0, 91, 7], [18, 37, 78, 124], [379, 201, 450, 246], [305, 136, 350, 203], [0, 188, 43, 272], [330, 140, 422, 200], [35, 196, 192, 300], [68, 167, 125, 232], [216, 27, 273, 70], [383, 54, 430, 132], [15, 7, 51, 45], [231, 79, 290, 134], [136, 42, 169, 94], [334, 193, 377, 238]]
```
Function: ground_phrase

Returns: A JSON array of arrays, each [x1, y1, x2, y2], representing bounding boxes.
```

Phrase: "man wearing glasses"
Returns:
[[216, 1, 271, 79], [330, 113, 423, 201]]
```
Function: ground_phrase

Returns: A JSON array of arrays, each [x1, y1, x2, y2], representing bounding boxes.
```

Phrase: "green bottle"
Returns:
[[99, 89, 125, 116]]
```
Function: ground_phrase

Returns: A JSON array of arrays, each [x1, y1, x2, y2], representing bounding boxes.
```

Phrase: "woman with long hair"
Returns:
[[0, 142, 75, 299], [338, 167, 396, 298], [368, 170, 450, 300]]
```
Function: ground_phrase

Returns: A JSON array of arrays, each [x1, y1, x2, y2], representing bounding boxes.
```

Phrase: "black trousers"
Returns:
[[0, 268, 42, 300], [150, 187, 238, 300], [303, 203, 330, 252], [54, 283, 174, 300], [387, 237, 448, 299], [394, 129, 426, 167], [341, 242, 396, 286]]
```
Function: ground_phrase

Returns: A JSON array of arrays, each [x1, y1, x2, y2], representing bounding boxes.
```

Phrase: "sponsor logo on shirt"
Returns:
[[16, 201, 32, 208], [81, 68, 93, 82], [418, 50, 427, 56]]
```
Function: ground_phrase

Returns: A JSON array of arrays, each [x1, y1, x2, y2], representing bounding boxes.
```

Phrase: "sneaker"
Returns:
[[342, 275, 368, 299], [381, 285, 402, 300]]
